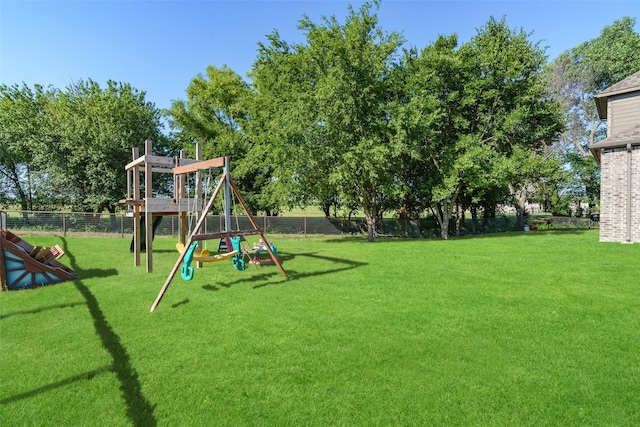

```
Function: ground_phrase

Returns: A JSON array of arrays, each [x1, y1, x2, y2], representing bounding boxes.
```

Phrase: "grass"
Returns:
[[1, 230, 639, 426]]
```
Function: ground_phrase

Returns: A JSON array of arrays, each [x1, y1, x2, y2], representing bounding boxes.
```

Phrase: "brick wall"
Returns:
[[600, 146, 640, 242], [632, 146, 640, 242]]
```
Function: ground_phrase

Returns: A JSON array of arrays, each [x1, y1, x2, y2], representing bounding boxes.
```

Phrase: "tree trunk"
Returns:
[[510, 184, 529, 230], [471, 205, 478, 234], [365, 212, 376, 242], [107, 204, 118, 231], [433, 186, 461, 240], [433, 201, 453, 240], [440, 211, 450, 240]]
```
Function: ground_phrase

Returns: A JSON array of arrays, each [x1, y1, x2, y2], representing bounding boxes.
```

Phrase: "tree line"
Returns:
[[2, 2, 639, 241]]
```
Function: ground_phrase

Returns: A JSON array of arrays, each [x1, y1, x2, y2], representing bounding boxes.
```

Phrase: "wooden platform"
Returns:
[[119, 198, 204, 216]]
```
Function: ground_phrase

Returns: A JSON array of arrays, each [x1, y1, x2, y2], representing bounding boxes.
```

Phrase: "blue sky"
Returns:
[[1, 1, 638, 112]]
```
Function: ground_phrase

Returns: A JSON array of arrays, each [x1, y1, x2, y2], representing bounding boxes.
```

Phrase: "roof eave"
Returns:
[[594, 94, 608, 120], [589, 137, 640, 164]]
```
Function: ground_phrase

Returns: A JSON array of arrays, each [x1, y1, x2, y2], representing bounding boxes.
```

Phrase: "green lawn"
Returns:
[[1, 230, 639, 426]]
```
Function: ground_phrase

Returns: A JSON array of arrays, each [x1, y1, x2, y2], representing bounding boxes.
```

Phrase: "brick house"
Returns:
[[589, 70, 640, 243]]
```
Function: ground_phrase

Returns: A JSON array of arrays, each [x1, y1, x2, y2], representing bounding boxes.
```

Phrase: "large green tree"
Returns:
[[252, 1, 404, 241], [167, 65, 250, 158], [389, 36, 458, 225], [166, 65, 281, 215], [0, 83, 53, 210], [397, 18, 563, 239], [547, 17, 640, 209], [42, 79, 164, 214]]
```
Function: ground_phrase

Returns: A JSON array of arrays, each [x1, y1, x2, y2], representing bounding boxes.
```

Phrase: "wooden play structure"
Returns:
[[119, 140, 286, 311], [120, 139, 210, 273], [0, 211, 78, 290]]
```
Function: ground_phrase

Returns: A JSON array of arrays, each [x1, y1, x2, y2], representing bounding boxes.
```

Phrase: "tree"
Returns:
[[250, 33, 341, 217], [389, 36, 457, 230], [252, 1, 404, 241], [167, 65, 251, 159], [166, 65, 273, 214], [547, 17, 640, 209], [500, 146, 565, 230], [0, 83, 52, 211], [41, 79, 164, 214], [398, 18, 563, 239]]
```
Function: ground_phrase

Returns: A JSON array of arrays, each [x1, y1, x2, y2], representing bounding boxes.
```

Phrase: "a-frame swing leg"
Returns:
[[150, 172, 227, 312], [229, 178, 287, 278]]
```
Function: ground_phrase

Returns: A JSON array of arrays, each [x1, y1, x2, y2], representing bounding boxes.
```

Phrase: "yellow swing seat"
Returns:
[[176, 242, 238, 263]]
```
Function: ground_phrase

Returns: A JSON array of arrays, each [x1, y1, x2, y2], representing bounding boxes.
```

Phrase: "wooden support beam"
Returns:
[[176, 158, 201, 166], [132, 147, 141, 267], [125, 154, 176, 170], [119, 198, 146, 206], [150, 166, 175, 174], [192, 229, 263, 242], [172, 157, 225, 175]]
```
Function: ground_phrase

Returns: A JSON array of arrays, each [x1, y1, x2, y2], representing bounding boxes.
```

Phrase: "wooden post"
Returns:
[[178, 150, 187, 245], [224, 156, 231, 233], [195, 143, 203, 269], [132, 147, 141, 267], [144, 140, 153, 273]]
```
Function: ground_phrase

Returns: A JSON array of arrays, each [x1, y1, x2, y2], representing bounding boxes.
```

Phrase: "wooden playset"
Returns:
[[119, 140, 286, 311]]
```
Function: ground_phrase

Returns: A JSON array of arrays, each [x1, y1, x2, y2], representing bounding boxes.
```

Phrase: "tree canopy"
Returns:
[[4, 4, 636, 241], [169, 3, 566, 240], [1, 80, 165, 213], [252, 2, 405, 241], [0, 83, 52, 210]]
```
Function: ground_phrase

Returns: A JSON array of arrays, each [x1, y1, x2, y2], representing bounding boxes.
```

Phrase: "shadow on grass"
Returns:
[[0, 366, 113, 405], [0, 240, 156, 426], [0, 301, 86, 320], [77, 268, 119, 279], [200, 251, 367, 291], [62, 238, 157, 426], [171, 298, 190, 308]]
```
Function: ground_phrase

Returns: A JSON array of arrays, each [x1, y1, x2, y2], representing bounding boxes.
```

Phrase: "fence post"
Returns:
[[121, 214, 124, 238], [63, 212, 67, 237], [304, 216, 307, 237]]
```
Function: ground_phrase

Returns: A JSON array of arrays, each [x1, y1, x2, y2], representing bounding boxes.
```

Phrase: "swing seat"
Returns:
[[176, 243, 238, 263]]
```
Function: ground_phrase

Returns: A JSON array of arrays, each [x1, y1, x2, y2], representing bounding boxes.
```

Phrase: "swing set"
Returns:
[[120, 140, 286, 312], [151, 154, 286, 311]]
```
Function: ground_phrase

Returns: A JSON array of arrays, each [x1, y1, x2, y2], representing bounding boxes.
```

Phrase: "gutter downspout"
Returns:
[[626, 143, 632, 243]]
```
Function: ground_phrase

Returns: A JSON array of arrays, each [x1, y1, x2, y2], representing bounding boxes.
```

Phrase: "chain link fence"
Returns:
[[3, 210, 598, 238]]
